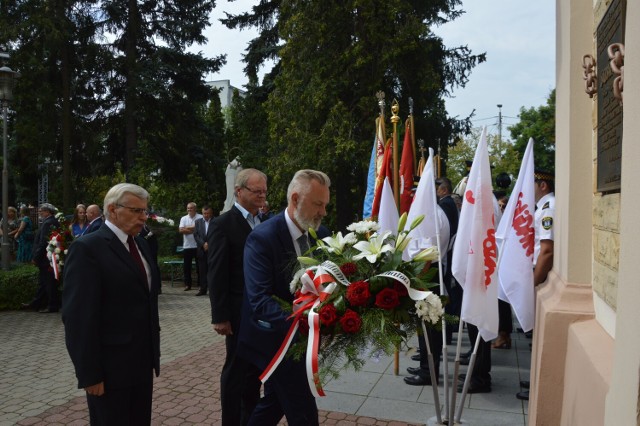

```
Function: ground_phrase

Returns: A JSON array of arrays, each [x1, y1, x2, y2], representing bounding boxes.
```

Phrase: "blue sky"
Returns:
[[198, 1, 555, 140]]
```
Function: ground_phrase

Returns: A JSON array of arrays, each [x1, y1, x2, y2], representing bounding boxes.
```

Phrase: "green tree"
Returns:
[[263, 0, 485, 229], [508, 89, 555, 172]]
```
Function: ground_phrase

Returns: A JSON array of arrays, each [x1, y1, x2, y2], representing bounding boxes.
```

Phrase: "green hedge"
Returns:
[[0, 263, 40, 311]]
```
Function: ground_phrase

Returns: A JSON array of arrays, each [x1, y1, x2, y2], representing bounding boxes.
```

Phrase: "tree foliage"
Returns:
[[508, 89, 555, 172]]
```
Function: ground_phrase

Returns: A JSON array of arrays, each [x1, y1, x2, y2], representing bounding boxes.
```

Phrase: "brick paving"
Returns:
[[1, 284, 420, 426]]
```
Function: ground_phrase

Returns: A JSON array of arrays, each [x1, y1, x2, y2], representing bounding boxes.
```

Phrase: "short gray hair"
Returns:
[[234, 168, 267, 190], [103, 183, 149, 220], [287, 170, 331, 203], [39, 203, 57, 214]]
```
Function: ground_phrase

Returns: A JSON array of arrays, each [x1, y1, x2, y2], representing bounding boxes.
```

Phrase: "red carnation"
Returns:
[[346, 281, 371, 307], [340, 262, 358, 277], [393, 281, 408, 297], [375, 287, 400, 310], [318, 303, 338, 326], [339, 309, 362, 334]]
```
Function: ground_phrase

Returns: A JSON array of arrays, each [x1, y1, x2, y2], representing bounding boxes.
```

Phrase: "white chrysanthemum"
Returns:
[[167, 219, 175, 226], [289, 268, 306, 294], [54, 248, 61, 254], [415, 292, 444, 325], [353, 231, 394, 263], [346, 220, 380, 234]]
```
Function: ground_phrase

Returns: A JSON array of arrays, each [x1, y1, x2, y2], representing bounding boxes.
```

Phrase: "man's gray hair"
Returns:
[[103, 183, 149, 220], [234, 168, 267, 190], [39, 203, 57, 214], [287, 170, 331, 203]]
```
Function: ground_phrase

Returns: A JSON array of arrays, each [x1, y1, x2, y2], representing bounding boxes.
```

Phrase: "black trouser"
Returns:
[[498, 299, 513, 334], [86, 379, 153, 425], [31, 267, 59, 310], [182, 248, 198, 286], [197, 250, 208, 293], [466, 323, 492, 386]]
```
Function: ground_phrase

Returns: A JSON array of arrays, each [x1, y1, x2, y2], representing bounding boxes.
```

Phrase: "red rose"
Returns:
[[346, 281, 371, 307], [393, 281, 408, 297], [340, 262, 358, 277], [298, 315, 310, 335], [339, 309, 362, 334], [375, 288, 400, 310], [318, 303, 338, 326]]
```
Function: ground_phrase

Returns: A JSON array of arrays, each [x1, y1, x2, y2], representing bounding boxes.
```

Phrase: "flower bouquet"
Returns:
[[271, 213, 456, 395], [46, 212, 73, 281]]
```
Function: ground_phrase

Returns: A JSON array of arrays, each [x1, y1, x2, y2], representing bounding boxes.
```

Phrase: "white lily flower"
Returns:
[[412, 246, 439, 262], [322, 232, 357, 254], [353, 231, 394, 263]]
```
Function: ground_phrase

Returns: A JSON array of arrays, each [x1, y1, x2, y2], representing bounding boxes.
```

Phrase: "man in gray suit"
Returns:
[[194, 205, 214, 296]]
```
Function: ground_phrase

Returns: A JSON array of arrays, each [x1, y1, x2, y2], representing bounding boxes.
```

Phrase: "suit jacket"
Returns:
[[84, 217, 103, 235], [32, 215, 60, 269], [237, 211, 330, 370], [62, 225, 161, 391], [208, 205, 252, 326], [194, 217, 213, 259]]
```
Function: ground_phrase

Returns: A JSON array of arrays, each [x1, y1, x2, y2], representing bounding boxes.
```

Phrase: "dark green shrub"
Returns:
[[0, 263, 40, 311]]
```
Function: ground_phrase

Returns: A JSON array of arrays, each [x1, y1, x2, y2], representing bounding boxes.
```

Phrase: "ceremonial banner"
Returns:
[[377, 177, 399, 235], [362, 135, 377, 219], [399, 121, 414, 214], [496, 138, 536, 332], [451, 128, 499, 341], [371, 139, 393, 218]]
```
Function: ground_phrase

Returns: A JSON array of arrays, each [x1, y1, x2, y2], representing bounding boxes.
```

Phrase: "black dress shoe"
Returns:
[[411, 354, 421, 361], [404, 375, 438, 386], [516, 390, 529, 400], [458, 381, 491, 394], [459, 357, 470, 366], [195, 291, 207, 296], [520, 380, 530, 389], [460, 350, 472, 359], [38, 308, 59, 313], [184, 286, 192, 291], [20, 303, 37, 311], [407, 366, 428, 376]]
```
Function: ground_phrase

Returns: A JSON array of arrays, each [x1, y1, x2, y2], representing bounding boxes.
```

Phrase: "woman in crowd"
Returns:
[[69, 204, 88, 238], [0, 206, 20, 260], [14, 206, 34, 262]]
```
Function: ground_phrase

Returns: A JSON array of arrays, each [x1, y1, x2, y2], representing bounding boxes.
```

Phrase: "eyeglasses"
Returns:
[[243, 186, 267, 196], [116, 204, 149, 216]]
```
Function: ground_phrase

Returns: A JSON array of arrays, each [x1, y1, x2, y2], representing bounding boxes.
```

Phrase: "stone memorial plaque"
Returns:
[[596, 0, 625, 192]]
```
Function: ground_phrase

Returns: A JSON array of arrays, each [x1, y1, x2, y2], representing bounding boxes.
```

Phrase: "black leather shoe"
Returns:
[[195, 291, 207, 296], [38, 308, 59, 313], [411, 354, 421, 361], [184, 286, 192, 291], [516, 390, 529, 400], [520, 380, 530, 389], [404, 375, 438, 386], [406, 367, 431, 376], [458, 382, 491, 394], [459, 357, 470, 366], [460, 350, 472, 359], [20, 303, 37, 311]]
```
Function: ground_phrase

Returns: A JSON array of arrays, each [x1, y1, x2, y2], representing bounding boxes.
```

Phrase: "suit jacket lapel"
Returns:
[[102, 227, 149, 292]]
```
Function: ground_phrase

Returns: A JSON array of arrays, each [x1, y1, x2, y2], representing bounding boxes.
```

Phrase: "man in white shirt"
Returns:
[[179, 202, 202, 291]]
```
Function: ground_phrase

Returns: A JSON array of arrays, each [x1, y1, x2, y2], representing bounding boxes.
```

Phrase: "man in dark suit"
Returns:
[[22, 203, 60, 313], [84, 204, 103, 235], [238, 169, 331, 426], [62, 183, 161, 425], [193, 205, 214, 296], [208, 169, 266, 426]]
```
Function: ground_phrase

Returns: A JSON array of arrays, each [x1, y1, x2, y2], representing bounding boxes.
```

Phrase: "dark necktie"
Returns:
[[127, 235, 147, 279], [297, 233, 310, 255]]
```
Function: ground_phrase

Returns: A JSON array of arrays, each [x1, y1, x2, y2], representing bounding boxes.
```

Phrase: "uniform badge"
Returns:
[[542, 216, 553, 230], [542, 201, 550, 209]]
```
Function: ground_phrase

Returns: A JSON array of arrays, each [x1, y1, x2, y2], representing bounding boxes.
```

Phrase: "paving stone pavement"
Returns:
[[1, 283, 421, 426]]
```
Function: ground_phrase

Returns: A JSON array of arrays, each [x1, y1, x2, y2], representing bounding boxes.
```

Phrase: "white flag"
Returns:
[[377, 177, 399, 235], [451, 128, 499, 341], [405, 148, 449, 263], [496, 138, 536, 332]]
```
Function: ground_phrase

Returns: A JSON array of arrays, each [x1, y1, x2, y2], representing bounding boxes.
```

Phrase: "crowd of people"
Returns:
[[9, 160, 554, 425]]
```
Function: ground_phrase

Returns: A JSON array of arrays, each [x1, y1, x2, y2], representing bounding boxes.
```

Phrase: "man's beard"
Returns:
[[294, 203, 321, 232]]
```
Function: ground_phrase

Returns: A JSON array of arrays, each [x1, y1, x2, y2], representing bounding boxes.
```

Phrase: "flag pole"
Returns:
[[408, 97, 417, 174], [390, 99, 400, 210]]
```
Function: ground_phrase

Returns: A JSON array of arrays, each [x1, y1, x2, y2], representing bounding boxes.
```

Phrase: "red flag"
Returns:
[[399, 121, 414, 214], [371, 139, 393, 218]]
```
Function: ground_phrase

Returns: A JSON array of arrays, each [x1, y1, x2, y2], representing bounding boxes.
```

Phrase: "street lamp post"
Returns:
[[0, 62, 18, 270]]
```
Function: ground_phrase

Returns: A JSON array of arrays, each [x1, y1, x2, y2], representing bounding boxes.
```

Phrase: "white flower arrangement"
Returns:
[[415, 292, 445, 326]]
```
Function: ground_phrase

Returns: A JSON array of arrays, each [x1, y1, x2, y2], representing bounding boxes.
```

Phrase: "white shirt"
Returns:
[[534, 192, 555, 265], [179, 213, 202, 249], [105, 219, 151, 288]]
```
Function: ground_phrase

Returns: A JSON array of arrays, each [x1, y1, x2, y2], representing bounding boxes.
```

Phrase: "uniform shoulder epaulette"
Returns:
[[542, 201, 550, 209]]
